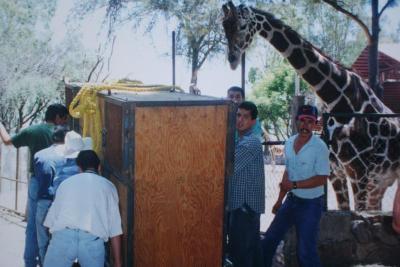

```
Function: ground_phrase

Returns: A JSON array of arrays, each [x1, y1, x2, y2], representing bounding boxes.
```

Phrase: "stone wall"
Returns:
[[284, 211, 400, 267]]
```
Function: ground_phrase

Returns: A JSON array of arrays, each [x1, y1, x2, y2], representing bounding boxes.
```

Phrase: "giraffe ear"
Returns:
[[228, 1, 237, 18], [240, 6, 251, 19], [222, 4, 229, 18]]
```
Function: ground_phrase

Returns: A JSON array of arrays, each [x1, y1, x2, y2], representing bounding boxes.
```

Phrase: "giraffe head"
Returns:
[[222, 2, 255, 70]]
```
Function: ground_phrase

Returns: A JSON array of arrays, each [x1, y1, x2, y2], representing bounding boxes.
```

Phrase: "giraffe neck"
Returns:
[[249, 7, 386, 116]]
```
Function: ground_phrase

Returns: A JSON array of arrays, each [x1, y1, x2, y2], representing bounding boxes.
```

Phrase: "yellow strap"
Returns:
[[69, 81, 183, 158]]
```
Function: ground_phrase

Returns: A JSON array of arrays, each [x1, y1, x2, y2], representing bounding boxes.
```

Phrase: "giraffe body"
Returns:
[[222, 2, 400, 211]]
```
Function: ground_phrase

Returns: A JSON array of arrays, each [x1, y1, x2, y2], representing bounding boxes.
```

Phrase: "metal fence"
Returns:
[[0, 144, 29, 216]]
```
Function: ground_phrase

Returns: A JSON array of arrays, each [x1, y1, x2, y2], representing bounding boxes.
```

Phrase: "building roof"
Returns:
[[352, 44, 400, 81]]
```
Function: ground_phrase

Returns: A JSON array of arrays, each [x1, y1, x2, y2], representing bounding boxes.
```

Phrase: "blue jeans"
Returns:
[[44, 228, 105, 267], [36, 199, 52, 265], [228, 206, 263, 267], [24, 176, 40, 267], [262, 193, 323, 267]]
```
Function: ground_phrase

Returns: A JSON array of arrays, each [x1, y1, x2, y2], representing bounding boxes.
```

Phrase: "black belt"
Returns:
[[287, 192, 323, 202]]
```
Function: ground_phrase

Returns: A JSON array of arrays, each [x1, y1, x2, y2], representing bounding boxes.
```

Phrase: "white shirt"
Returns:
[[44, 171, 123, 241]]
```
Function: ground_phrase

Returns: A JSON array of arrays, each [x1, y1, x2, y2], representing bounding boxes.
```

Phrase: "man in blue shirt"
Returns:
[[34, 126, 68, 265], [262, 105, 330, 267], [34, 130, 90, 264], [228, 101, 265, 267]]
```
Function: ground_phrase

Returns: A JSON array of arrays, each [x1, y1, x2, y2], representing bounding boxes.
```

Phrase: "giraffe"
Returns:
[[221, 1, 400, 211]]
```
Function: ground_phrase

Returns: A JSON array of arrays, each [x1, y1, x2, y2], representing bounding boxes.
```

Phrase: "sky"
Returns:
[[51, 1, 400, 98]]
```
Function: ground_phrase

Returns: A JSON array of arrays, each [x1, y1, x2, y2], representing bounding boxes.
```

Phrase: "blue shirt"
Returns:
[[34, 145, 65, 200], [284, 134, 330, 199], [49, 158, 80, 196], [228, 130, 265, 214]]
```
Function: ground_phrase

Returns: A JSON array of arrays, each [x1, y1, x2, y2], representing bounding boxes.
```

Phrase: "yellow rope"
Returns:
[[69, 81, 183, 158]]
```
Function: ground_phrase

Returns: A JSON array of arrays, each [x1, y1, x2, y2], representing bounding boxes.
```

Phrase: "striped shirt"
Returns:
[[228, 130, 265, 214]]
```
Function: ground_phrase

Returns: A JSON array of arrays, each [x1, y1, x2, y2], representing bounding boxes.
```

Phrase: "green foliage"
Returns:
[[300, 1, 367, 66], [248, 63, 309, 140], [0, 0, 97, 131]]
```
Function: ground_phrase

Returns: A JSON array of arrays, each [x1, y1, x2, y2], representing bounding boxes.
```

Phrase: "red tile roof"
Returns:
[[352, 46, 400, 81]]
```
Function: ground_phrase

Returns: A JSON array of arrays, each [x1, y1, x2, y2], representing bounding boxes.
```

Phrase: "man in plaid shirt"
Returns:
[[228, 101, 265, 267]]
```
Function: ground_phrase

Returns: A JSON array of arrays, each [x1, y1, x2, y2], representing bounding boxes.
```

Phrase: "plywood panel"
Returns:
[[105, 102, 123, 172], [134, 105, 228, 267], [109, 174, 130, 265]]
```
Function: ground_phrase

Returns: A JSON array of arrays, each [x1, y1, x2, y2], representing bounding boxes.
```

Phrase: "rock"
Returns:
[[283, 210, 400, 267]]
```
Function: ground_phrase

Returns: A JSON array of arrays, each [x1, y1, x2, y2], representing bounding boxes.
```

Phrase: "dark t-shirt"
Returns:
[[11, 123, 54, 172]]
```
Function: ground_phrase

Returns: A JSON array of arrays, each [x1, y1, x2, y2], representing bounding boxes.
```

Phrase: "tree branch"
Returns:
[[23, 98, 50, 125], [321, 0, 372, 43], [378, 0, 395, 18], [86, 57, 103, 82]]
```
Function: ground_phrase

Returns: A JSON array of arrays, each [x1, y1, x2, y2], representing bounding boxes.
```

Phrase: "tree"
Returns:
[[319, 0, 397, 99], [300, 1, 367, 66], [0, 0, 98, 132], [72, 0, 225, 94], [249, 63, 309, 140]]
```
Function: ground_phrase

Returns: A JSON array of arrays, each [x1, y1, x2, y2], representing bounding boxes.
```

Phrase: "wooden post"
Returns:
[[15, 148, 19, 211]]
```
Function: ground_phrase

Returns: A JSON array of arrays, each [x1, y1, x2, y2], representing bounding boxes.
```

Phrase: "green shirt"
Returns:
[[11, 123, 54, 172]]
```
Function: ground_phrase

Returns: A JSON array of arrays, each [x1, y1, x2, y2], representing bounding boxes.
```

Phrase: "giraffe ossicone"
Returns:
[[222, 1, 400, 211]]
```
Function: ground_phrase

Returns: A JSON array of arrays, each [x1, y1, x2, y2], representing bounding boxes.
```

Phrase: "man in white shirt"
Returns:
[[43, 150, 122, 267]]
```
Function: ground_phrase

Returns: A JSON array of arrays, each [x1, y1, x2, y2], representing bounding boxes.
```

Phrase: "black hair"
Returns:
[[76, 150, 100, 172], [52, 125, 69, 143], [238, 101, 258, 119], [45, 104, 69, 122], [227, 86, 245, 98]]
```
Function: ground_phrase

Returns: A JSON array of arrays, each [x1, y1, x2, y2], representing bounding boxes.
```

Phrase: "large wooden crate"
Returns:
[[98, 90, 235, 267]]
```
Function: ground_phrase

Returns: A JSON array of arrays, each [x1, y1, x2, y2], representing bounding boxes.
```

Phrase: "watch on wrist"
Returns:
[[293, 181, 298, 189]]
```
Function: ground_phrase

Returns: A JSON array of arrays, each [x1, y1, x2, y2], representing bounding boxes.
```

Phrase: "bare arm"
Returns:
[[110, 234, 122, 267], [277, 170, 289, 201], [272, 170, 289, 214], [0, 122, 12, 145]]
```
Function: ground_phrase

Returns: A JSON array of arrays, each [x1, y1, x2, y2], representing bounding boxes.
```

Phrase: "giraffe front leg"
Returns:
[[329, 171, 350, 211], [350, 177, 368, 211]]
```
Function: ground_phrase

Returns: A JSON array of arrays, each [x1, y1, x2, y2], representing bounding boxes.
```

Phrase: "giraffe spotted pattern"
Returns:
[[222, 1, 400, 211]]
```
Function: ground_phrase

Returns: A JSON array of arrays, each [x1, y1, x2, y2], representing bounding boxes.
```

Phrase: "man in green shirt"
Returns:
[[0, 103, 69, 267]]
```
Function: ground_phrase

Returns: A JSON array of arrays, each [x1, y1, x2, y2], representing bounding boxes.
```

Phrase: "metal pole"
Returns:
[[322, 112, 329, 212], [241, 52, 246, 97], [172, 31, 176, 92]]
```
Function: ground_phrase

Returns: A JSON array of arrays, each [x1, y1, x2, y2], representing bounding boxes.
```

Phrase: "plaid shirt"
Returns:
[[228, 130, 265, 214]]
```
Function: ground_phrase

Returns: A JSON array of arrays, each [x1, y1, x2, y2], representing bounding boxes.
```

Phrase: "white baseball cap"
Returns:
[[63, 131, 93, 158]]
